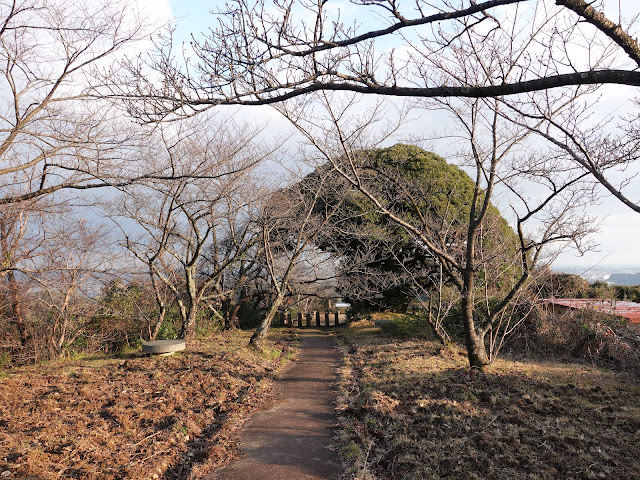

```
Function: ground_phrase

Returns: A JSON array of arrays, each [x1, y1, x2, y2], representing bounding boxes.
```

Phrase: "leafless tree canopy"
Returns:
[[112, 0, 640, 215], [107, 118, 273, 339], [2, 0, 639, 369], [116, 0, 640, 118], [249, 157, 350, 344], [270, 86, 598, 366], [0, 0, 148, 205]]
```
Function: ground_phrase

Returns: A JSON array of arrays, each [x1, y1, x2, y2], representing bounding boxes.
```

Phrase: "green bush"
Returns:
[[156, 316, 179, 340], [195, 310, 222, 338], [616, 285, 640, 303]]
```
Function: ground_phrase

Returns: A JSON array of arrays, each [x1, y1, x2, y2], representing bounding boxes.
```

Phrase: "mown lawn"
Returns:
[[334, 320, 640, 480], [0, 330, 296, 480]]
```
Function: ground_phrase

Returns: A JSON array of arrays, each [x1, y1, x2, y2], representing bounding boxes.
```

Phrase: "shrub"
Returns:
[[504, 305, 640, 374]]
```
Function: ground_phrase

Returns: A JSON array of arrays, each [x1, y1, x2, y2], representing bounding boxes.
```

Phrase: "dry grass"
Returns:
[[335, 320, 640, 480], [0, 329, 297, 480]]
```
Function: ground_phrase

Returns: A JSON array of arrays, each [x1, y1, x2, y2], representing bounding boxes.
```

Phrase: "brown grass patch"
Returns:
[[335, 321, 640, 479], [0, 329, 297, 479]]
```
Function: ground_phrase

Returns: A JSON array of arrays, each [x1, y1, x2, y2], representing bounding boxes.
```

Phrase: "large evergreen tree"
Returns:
[[308, 144, 519, 312]]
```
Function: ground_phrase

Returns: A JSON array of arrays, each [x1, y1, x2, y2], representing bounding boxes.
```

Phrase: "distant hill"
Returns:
[[553, 265, 640, 285], [608, 272, 640, 286]]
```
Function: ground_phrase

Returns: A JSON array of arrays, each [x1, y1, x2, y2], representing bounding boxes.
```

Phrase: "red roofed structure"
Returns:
[[545, 298, 640, 324]]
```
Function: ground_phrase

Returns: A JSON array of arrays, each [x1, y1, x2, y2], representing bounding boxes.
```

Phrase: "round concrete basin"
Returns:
[[142, 339, 186, 355]]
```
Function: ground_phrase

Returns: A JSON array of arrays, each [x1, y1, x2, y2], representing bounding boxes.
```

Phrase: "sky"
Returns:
[[146, 0, 640, 271]]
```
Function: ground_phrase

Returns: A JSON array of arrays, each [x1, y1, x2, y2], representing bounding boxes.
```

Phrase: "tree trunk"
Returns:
[[52, 291, 74, 357], [149, 268, 167, 341], [180, 267, 200, 339], [222, 299, 231, 329], [180, 305, 198, 339], [250, 293, 284, 346], [222, 298, 241, 330], [461, 288, 490, 368], [228, 304, 241, 329], [52, 321, 66, 358], [427, 314, 449, 346], [150, 304, 166, 341], [7, 270, 29, 347]]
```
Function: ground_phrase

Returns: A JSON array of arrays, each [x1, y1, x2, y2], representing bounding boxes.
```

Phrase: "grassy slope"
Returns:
[[335, 321, 640, 480], [0, 329, 297, 480]]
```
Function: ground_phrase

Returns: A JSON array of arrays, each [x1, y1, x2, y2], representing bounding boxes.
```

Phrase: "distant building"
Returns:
[[545, 298, 640, 324]]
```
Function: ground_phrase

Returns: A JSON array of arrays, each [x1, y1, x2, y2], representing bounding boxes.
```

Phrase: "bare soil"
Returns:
[[334, 320, 640, 480], [0, 329, 296, 480]]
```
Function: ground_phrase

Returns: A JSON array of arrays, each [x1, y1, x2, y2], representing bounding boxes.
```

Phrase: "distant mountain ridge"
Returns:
[[607, 272, 640, 286], [553, 265, 640, 285]]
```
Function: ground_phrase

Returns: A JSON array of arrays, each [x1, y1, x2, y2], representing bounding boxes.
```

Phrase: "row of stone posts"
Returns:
[[278, 311, 345, 328]]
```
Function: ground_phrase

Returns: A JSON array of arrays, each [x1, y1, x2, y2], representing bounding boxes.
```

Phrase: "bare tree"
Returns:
[[0, 0, 152, 205], [119, 1, 639, 113], [31, 218, 106, 357], [109, 118, 271, 339], [104, 0, 640, 367], [271, 88, 595, 367], [249, 166, 347, 345], [117, 0, 640, 217], [495, 94, 640, 214], [0, 200, 47, 351], [0, 199, 115, 363]]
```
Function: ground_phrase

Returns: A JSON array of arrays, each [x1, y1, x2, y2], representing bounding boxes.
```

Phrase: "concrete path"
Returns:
[[207, 329, 342, 480]]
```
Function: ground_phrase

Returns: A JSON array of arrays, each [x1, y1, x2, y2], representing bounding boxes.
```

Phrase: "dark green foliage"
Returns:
[[236, 298, 265, 329], [589, 281, 616, 300], [616, 285, 640, 303], [308, 144, 520, 311], [368, 144, 475, 226], [84, 280, 177, 351], [93, 280, 151, 350], [585, 282, 640, 303], [156, 308, 181, 339]]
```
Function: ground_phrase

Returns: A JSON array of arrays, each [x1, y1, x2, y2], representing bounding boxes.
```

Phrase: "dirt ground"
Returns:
[[0, 330, 296, 480], [334, 321, 640, 480]]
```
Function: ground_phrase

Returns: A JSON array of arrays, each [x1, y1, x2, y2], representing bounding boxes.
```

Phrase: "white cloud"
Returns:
[[555, 199, 640, 268], [133, 0, 174, 30]]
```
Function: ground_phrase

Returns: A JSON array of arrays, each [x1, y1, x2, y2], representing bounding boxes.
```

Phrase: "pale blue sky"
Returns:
[[157, 0, 640, 270], [167, 0, 216, 42]]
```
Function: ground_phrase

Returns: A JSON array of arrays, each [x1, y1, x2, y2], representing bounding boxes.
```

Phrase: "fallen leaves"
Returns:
[[0, 330, 296, 480], [335, 322, 640, 480]]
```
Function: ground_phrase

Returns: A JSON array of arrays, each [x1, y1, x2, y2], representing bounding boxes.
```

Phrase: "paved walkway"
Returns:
[[207, 329, 342, 480]]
